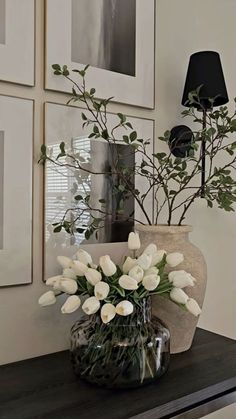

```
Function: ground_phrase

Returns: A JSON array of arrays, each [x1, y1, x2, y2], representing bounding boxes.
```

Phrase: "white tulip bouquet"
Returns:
[[39, 232, 201, 320]]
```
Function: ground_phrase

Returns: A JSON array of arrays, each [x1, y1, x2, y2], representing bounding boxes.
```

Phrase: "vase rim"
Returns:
[[135, 224, 193, 234]]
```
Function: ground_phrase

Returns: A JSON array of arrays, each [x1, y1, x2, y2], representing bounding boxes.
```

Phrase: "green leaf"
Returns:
[[125, 122, 133, 129], [123, 135, 129, 144], [99, 198, 106, 204], [85, 229, 91, 240], [117, 113, 126, 123], [74, 195, 83, 201], [41, 144, 47, 154], [93, 125, 99, 134], [90, 88, 96, 95], [130, 131, 137, 142], [53, 225, 62, 233], [52, 64, 61, 71], [81, 112, 87, 120], [153, 152, 166, 160]]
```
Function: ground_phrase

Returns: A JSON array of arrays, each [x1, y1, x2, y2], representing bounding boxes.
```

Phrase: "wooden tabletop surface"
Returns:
[[0, 328, 235, 419]]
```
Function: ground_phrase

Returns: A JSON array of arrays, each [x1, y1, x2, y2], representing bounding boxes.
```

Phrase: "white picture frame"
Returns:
[[0, 0, 35, 86], [45, 0, 155, 108], [0, 95, 33, 287], [44, 102, 154, 279]]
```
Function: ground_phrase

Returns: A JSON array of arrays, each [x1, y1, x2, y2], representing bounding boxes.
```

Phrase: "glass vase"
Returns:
[[70, 298, 170, 388]]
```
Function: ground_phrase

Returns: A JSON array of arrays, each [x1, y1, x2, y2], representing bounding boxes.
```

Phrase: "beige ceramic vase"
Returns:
[[135, 225, 207, 354]]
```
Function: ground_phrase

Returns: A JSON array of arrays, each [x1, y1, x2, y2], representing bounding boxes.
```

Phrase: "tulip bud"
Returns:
[[63, 268, 77, 280], [128, 265, 144, 283], [144, 267, 159, 276], [142, 274, 160, 291], [116, 300, 134, 316], [57, 256, 72, 269], [170, 287, 189, 304], [71, 260, 88, 276], [53, 278, 78, 294], [166, 252, 184, 267], [143, 243, 157, 255], [128, 232, 141, 250], [101, 303, 116, 323], [119, 275, 139, 290], [38, 291, 56, 306], [122, 257, 137, 274], [168, 270, 195, 288], [99, 255, 117, 276], [82, 296, 100, 315], [76, 248, 92, 266], [94, 281, 110, 300], [61, 295, 81, 314], [46, 275, 62, 286], [85, 268, 102, 286], [186, 298, 202, 316], [137, 253, 152, 270], [151, 250, 166, 266]]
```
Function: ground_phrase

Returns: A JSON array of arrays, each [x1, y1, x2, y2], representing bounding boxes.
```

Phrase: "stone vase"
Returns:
[[135, 225, 207, 354]]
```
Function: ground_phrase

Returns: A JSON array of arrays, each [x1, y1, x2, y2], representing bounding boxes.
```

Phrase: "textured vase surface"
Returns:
[[136, 225, 207, 354]]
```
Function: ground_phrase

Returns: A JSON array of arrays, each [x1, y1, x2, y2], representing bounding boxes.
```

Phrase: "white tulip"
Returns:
[[57, 256, 72, 269], [166, 252, 184, 267], [186, 298, 202, 316], [76, 249, 92, 266], [61, 295, 81, 314], [142, 274, 160, 291], [38, 291, 56, 306], [168, 270, 185, 281], [71, 260, 88, 276], [145, 267, 159, 276], [46, 275, 62, 286], [151, 250, 167, 266], [170, 287, 189, 304], [85, 268, 102, 286], [122, 257, 137, 274], [128, 232, 141, 250], [143, 243, 157, 255], [82, 296, 100, 315], [119, 275, 139, 290], [101, 303, 116, 323], [116, 300, 134, 316], [128, 265, 144, 283], [137, 253, 152, 270], [168, 270, 195, 288], [53, 278, 78, 294], [99, 255, 117, 276], [94, 281, 110, 300], [63, 268, 77, 280]]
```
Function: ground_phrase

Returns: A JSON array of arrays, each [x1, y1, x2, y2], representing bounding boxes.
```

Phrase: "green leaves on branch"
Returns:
[[48, 65, 236, 231]]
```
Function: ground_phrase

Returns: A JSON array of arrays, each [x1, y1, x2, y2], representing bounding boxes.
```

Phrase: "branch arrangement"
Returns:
[[39, 65, 236, 239]]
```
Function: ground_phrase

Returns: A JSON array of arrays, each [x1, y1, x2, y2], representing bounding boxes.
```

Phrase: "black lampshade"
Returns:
[[182, 51, 229, 110]]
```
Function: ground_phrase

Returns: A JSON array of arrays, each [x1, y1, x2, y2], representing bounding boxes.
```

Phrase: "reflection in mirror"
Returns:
[[0, 0, 6, 45], [45, 136, 134, 248], [0, 131, 3, 249]]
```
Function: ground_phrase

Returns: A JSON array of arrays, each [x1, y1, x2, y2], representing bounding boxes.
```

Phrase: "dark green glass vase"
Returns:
[[70, 298, 170, 388]]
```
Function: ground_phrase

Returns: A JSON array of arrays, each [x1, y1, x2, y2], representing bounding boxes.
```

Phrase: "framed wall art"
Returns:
[[0, 0, 35, 85], [45, 0, 155, 108], [44, 102, 154, 278], [0, 95, 33, 287]]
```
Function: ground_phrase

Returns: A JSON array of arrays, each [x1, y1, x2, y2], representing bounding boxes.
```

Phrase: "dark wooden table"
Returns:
[[0, 328, 235, 419]]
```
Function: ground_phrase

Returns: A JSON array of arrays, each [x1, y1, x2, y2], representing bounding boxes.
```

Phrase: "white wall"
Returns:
[[0, 0, 235, 365], [156, 0, 236, 339]]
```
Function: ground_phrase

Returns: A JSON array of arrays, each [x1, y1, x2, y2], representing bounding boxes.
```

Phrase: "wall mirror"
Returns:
[[44, 102, 154, 278]]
